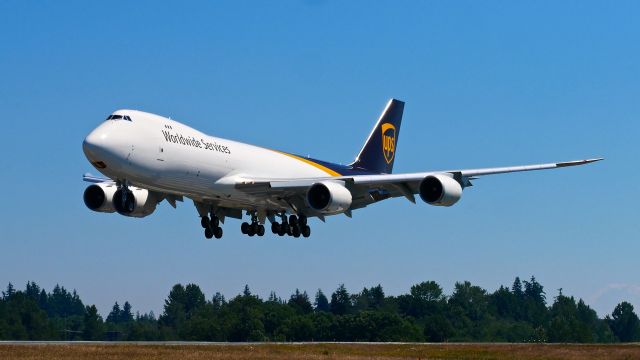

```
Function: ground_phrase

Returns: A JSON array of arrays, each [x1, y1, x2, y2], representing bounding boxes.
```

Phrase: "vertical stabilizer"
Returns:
[[351, 99, 404, 174]]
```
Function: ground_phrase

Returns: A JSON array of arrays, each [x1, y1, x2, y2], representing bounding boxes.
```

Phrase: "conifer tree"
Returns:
[[83, 305, 103, 340], [106, 302, 122, 323], [609, 301, 640, 342], [314, 289, 330, 312], [330, 284, 351, 315]]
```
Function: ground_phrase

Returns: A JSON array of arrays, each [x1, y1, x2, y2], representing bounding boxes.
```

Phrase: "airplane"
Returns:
[[82, 99, 602, 239]]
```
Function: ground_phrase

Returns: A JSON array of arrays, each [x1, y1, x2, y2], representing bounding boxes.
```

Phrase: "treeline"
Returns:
[[1, 277, 639, 342]]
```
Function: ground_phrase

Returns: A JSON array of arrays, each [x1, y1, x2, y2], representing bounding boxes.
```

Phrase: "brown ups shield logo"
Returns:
[[381, 123, 396, 164]]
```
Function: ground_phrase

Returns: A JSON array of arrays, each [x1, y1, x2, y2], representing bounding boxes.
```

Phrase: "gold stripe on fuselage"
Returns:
[[273, 150, 342, 177]]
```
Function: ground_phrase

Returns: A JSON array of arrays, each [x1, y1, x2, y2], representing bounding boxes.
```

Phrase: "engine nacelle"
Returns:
[[306, 181, 352, 214], [112, 187, 159, 218], [419, 174, 463, 207], [83, 183, 117, 213]]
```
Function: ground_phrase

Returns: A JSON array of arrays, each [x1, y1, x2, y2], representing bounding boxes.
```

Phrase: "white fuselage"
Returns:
[[82, 110, 335, 208]]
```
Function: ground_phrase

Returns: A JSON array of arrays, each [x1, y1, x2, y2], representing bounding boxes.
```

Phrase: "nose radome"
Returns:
[[83, 131, 97, 158], [83, 128, 108, 161]]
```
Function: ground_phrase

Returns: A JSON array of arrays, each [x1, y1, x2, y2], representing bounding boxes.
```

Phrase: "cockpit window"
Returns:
[[105, 115, 132, 121]]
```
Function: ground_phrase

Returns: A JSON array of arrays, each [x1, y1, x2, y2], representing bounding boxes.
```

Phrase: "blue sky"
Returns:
[[0, 1, 638, 318]]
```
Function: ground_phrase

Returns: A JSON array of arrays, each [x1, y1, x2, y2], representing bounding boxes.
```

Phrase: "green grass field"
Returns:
[[1, 343, 640, 360]]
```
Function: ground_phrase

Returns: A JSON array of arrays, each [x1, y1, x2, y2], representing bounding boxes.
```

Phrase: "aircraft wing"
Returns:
[[345, 158, 603, 186], [234, 158, 603, 213]]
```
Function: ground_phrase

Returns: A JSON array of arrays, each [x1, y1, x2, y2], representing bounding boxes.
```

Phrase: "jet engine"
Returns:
[[306, 181, 352, 214], [112, 187, 160, 218], [419, 174, 463, 207], [84, 183, 159, 217], [83, 183, 117, 213]]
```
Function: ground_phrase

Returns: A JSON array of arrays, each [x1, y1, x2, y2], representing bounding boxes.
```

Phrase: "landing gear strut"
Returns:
[[116, 179, 135, 213], [241, 213, 265, 237], [201, 214, 223, 239]]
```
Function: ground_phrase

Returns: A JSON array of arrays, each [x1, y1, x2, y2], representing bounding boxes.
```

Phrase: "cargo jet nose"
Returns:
[[83, 126, 112, 169], [83, 129, 103, 158]]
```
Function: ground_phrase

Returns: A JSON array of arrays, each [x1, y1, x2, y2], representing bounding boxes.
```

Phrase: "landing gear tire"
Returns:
[[257, 225, 265, 237], [204, 227, 214, 239], [271, 222, 281, 234], [201, 217, 210, 229], [213, 227, 223, 239], [124, 196, 135, 213], [302, 225, 311, 238], [292, 225, 301, 238], [241, 222, 250, 234], [299, 215, 307, 226]]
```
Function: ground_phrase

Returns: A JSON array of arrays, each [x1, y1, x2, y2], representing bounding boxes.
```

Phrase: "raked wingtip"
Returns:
[[556, 158, 604, 168]]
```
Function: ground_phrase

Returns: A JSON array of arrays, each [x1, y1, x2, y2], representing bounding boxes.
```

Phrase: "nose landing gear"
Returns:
[[114, 179, 135, 213]]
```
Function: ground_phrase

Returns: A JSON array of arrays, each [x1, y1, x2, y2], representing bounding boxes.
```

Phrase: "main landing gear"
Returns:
[[271, 214, 311, 238], [201, 214, 223, 239], [241, 213, 265, 237], [199, 210, 311, 238]]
